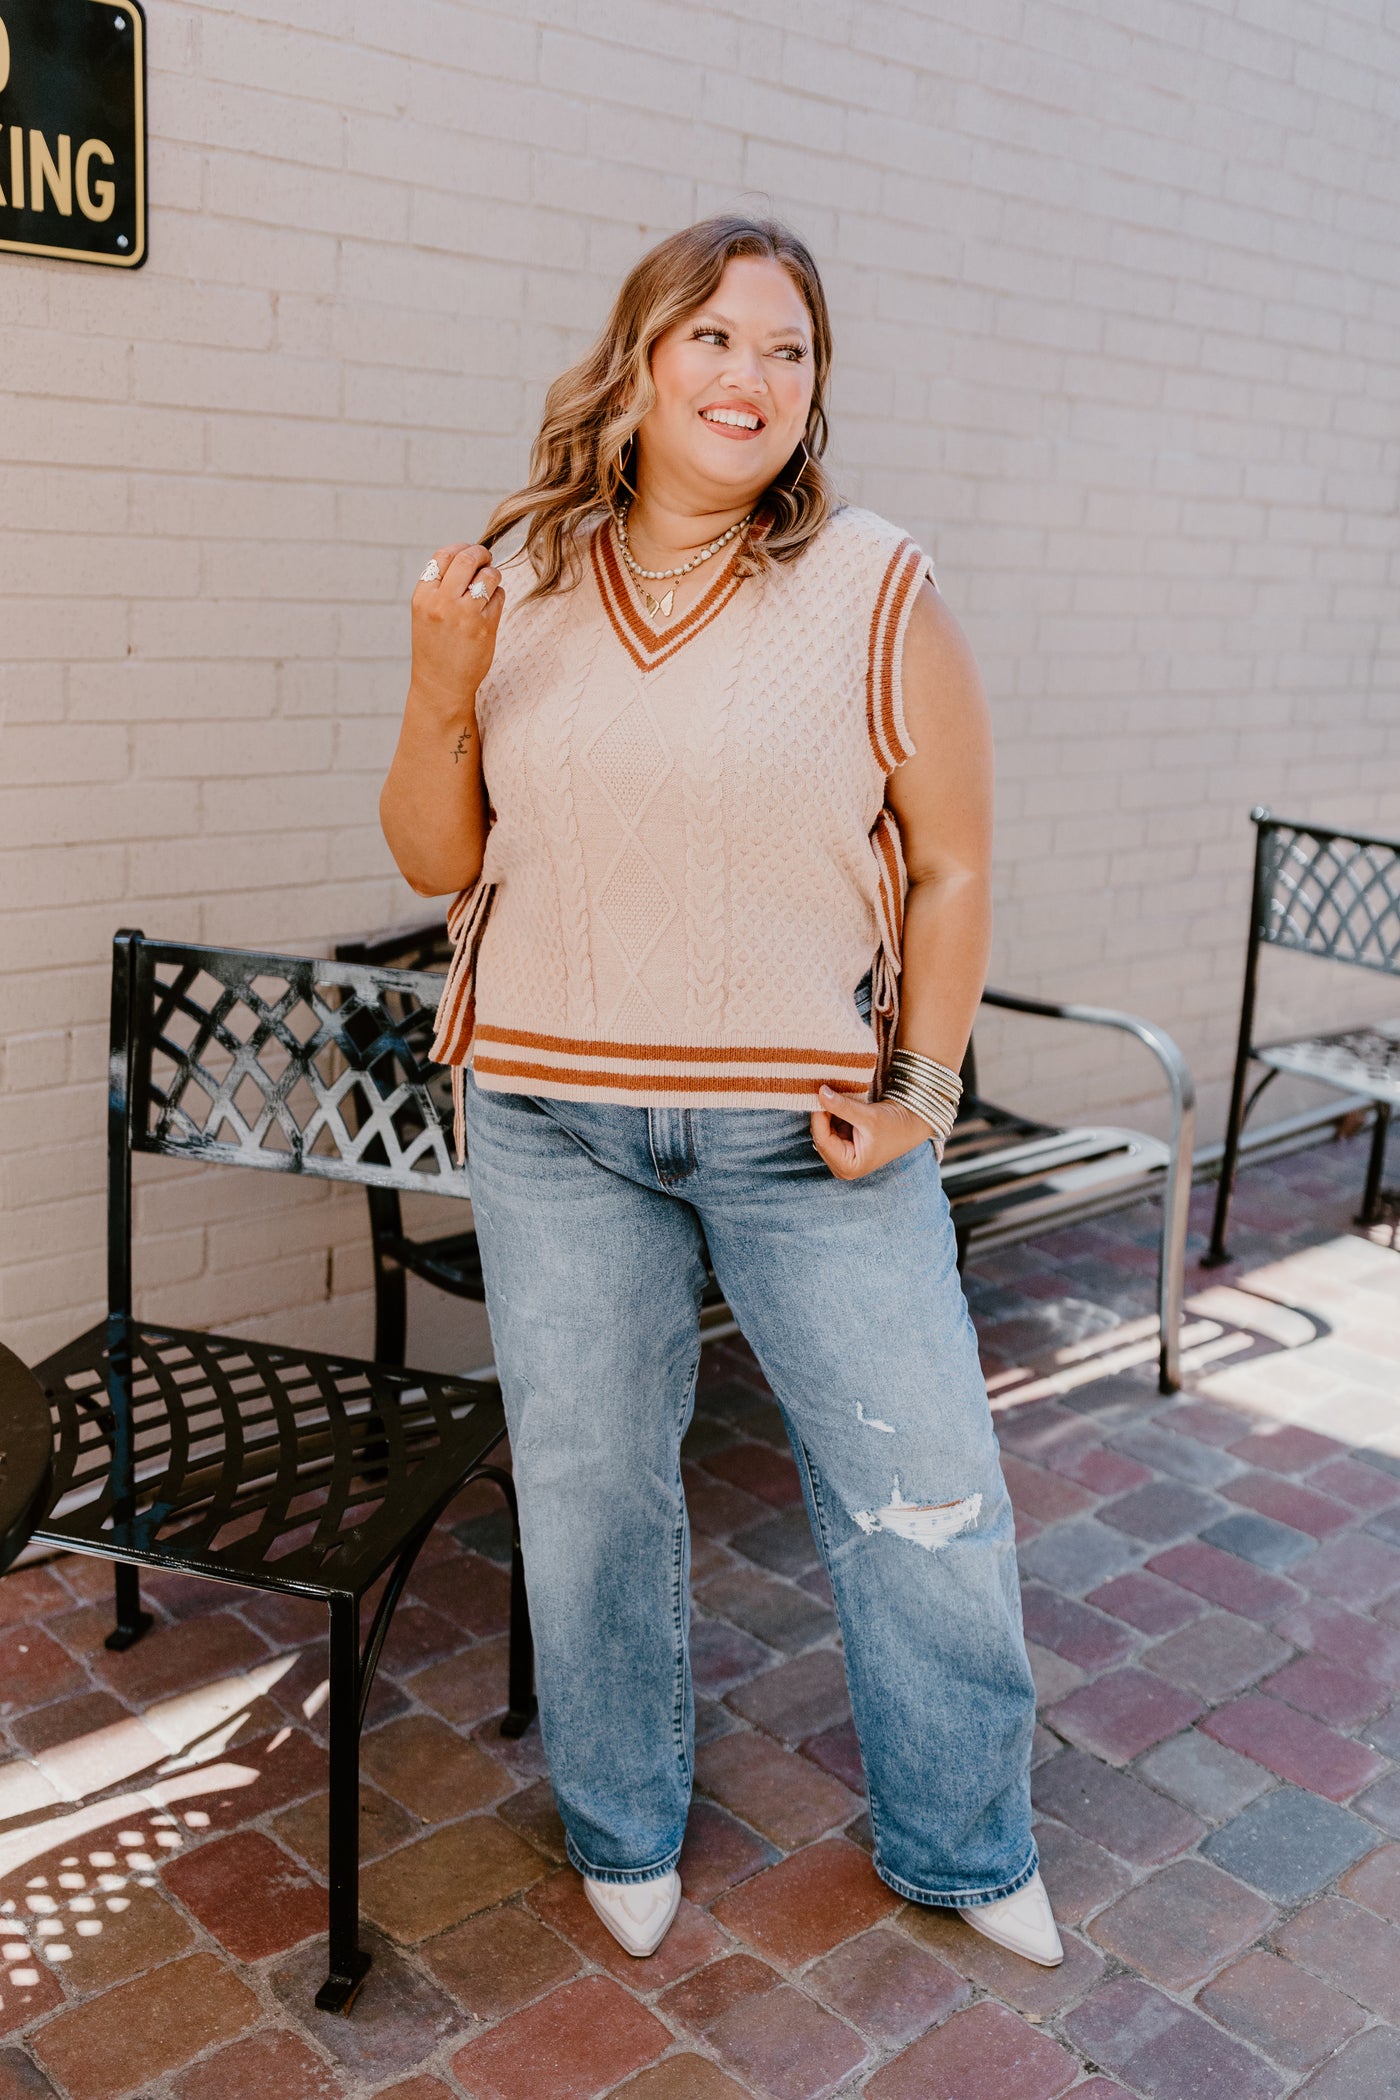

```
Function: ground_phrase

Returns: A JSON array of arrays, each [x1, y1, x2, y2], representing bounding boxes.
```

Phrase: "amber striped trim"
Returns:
[[473, 1056, 870, 1098], [871, 807, 905, 956], [474, 1023, 872, 1069], [591, 516, 748, 673], [867, 536, 930, 774]]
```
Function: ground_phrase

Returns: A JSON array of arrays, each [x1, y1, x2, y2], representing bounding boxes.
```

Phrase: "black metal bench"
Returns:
[[335, 921, 1194, 1390], [1209, 808, 1400, 1263], [21, 932, 535, 2014]]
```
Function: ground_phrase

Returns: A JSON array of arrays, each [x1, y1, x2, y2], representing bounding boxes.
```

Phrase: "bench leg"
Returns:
[[316, 1595, 371, 2014], [104, 1562, 153, 1652], [1358, 1103, 1392, 1227]]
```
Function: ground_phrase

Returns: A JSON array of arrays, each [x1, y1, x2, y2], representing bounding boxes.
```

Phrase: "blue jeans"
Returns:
[[462, 1065, 1038, 1908]]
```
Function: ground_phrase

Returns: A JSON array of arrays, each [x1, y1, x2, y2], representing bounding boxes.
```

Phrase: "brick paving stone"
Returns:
[[1203, 1786, 1379, 1901], [1277, 1894, 1400, 2020], [359, 1713, 512, 1824], [1027, 1639, 1085, 1707], [1228, 1424, 1349, 1473], [1099, 1480, 1231, 1544], [0, 1946, 63, 2037], [1197, 1949, 1366, 2075], [1163, 1399, 1256, 1447], [613, 2061, 750, 2100], [163, 1829, 324, 1961], [422, 1903, 580, 2018], [527, 1869, 726, 1988], [901, 1902, 1105, 2016], [1313, 1456, 1400, 1513], [1143, 1610, 1291, 1701], [658, 1952, 780, 2033], [1045, 1666, 1204, 1765], [1030, 1815, 1132, 1921], [407, 1635, 514, 1727], [1367, 1504, 1400, 1546], [684, 1466, 770, 1538], [805, 1924, 969, 2045], [0, 1568, 69, 1632], [451, 1975, 670, 2100], [409, 1548, 512, 1638], [1203, 1694, 1386, 1801], [1087, 1857, 1274, 1989], [1147, 1540, 1301, 1621], [702, 1439, 804, 1507], [89, 1611, 271, 1704], [496, 1776, 570, 1864], [0, 1628, 85, 1717], [1200, 1511, 1315, 1572], [1136, 1728, 1273, 1822], [864, 1998, 1079, 2100], [1351, 1763, 1400, 1831], [995, 1399, 1102, 1469], [0, 2051, 59, 2100], [172, 2029, 345, 2100], [1340, 1838, 1400, 1921], [270, 1928, 462, 2083], [156, 1730, 328, 1839], [1000, 1453, 1096, 1525], [799, 1718, 865, 1795], [1295, 2025, 1400, 2098], [1018, 1518, 1142, 1594], [691, 1615, 775, 1695], [695, 1566, 836, 1653], [1044, 1443, 1153, 1494], [729, 1507, 821, 1577], [379, 1602, 462, 1672], [724, 1648, 850, 1744], [696, 1729, 858, 1850], [1366, 1702, 1400, 1757], [1297, 1532, 1400, 1606], [1262, 1653, 1389, 1728], [32, 1952, 259, 2100], [360, 1814, 545, 1942], [1086, 1568, 1205, 1635], [1063, 1974, 1284, 2100], [14, 1693, 165, 1800], [36, 1875, 192, 1994], [271, 1781, 418, 1875], [374, 2081, 455, 2100], [1071, 2083, 1136, 2100], [1274, 1597, 1400, 1681], [1223, 1471, 1354, 1536], [1019, 1584, 1138, 1670], [1111, 1423, 1242, 1487], [1032, 1748, 1204, 1866], [678, 1800, 779, 1905], [711, 1838, 899, 1967], [704, 1982, 868, 2100]]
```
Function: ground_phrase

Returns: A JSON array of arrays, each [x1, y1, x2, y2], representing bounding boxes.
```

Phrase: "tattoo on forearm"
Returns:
[[451, 728, 473, 764]]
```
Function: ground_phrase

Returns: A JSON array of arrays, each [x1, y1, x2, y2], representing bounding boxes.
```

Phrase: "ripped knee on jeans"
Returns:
[[851, 1476, 983, 1552]]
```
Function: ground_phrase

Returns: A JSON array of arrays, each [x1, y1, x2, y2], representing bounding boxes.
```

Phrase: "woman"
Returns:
[[379, 216, 1058, 1969]]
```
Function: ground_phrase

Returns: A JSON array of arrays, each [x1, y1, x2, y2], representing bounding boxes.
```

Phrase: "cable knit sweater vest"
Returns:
[[431, 502, 935, 1149]]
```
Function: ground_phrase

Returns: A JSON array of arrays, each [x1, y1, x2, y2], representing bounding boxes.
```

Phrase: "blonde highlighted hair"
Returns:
[[481, 215, 840, 594]]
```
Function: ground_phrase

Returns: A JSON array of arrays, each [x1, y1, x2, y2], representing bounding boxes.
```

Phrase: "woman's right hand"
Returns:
[[409, 543, 504, 717]]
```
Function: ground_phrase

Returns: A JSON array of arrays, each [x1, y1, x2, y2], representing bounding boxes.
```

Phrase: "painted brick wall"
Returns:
[[3, 0, 1398, 1364]]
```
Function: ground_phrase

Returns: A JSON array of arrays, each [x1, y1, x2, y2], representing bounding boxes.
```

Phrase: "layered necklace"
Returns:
[[614, 501, 753, 625]]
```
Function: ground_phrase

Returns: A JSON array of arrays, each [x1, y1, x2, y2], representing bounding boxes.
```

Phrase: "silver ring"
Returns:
[[467, 579, 491, 601], [419, 558, 441, 583]]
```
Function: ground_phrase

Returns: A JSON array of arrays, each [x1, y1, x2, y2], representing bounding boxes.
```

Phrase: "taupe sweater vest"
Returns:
[[431, 502, 934, 1147]]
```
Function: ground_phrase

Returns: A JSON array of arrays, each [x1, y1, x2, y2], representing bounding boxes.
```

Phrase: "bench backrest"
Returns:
[[1252, 808, 1400, 979]]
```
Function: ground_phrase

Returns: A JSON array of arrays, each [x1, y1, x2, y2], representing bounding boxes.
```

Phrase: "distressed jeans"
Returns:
[[462, 1060, 1038, 1908]]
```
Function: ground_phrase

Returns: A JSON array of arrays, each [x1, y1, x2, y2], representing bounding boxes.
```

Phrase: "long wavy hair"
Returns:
[[480, 215, 840, 594]]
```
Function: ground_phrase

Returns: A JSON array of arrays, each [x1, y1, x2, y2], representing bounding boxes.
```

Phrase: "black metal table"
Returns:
[[0, 1340, 54, 1576]]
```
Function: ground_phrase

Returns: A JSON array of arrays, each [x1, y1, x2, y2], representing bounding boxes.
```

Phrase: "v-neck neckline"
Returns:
[[590, 510, 765, 673]]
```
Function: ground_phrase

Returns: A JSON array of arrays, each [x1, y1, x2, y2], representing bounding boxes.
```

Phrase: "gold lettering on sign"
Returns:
[[0, 18, 10, 97], [7, 122, 22, 210], [30, 130, 73, 216], [76, 138, 114, 221]]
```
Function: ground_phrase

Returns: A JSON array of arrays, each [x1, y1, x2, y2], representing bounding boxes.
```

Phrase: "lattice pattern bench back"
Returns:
[[1256, 811, 1400, 979], [126, 934, 469, 1196]]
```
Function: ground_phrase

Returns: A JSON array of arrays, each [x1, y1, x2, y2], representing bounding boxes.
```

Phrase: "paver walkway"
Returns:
[[1, 1130, 1397, 2099]]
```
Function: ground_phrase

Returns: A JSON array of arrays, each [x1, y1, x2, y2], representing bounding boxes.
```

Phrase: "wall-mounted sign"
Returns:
[[0, 0, 145, 268]]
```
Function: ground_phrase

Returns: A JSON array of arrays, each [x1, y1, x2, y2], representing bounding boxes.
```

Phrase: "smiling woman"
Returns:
[[377, 215, 1057, 1971]]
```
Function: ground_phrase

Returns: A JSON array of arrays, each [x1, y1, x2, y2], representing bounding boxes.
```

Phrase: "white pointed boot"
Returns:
[[957, 1869, 1063, 1966], [584, 1869, 682, 1958]]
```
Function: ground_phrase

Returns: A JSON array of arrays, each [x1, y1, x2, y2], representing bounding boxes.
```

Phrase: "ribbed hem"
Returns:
[[472, 1028, 874, 1111], [564, 1834, 682, 1887], [874, 1841, 1039, 1910]]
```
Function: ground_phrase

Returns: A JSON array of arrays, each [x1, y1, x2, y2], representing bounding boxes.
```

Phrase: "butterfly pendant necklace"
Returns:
[[615, 502, 752, 629]]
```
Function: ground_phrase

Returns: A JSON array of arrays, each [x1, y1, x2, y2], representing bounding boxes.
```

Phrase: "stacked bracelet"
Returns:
[[881, 1047, 963, 1150]]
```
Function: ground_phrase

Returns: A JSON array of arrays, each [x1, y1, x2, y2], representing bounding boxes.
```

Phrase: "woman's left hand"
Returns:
[[810, 1088, 942, 1180]]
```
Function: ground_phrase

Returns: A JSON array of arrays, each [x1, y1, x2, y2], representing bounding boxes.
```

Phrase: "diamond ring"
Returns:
[[419, 558, 441, 583], [468, 579, 491, 601]]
